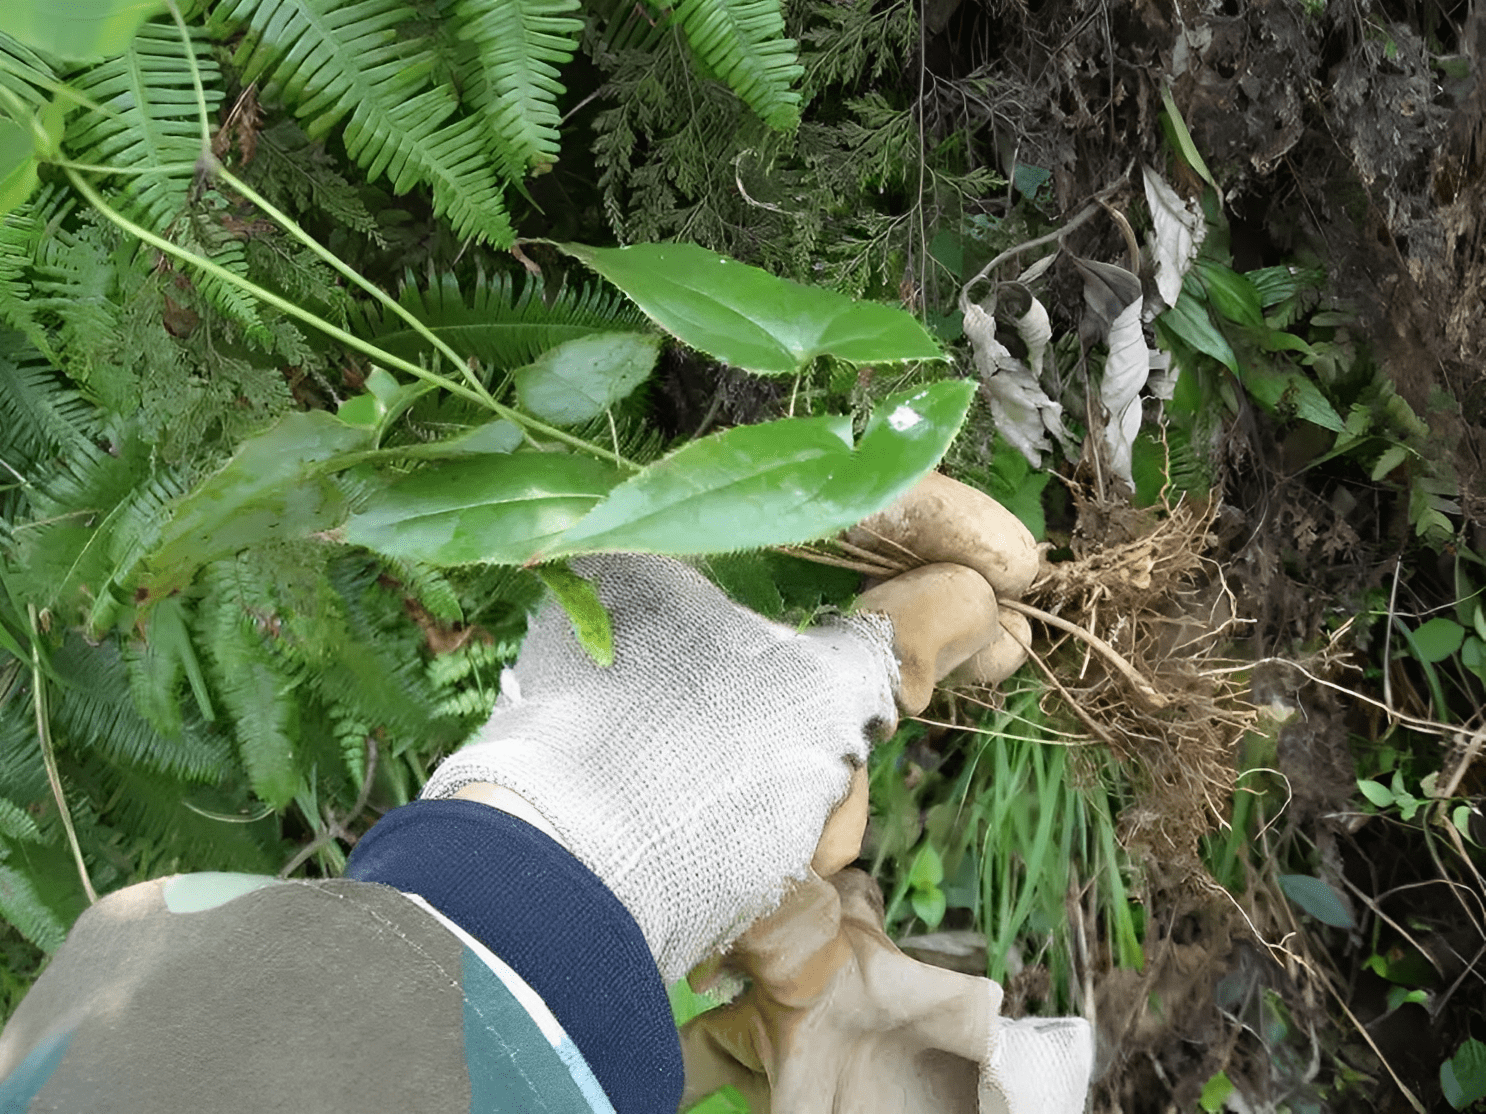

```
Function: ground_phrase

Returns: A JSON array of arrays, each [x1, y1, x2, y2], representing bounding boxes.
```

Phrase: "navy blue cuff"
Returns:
[[345, 799, 683, 1114]]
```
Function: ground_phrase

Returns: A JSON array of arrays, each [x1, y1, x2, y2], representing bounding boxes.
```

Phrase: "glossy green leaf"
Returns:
[[0, 0, 163, 61], [346, 452, 622, 566], [1158, 279, 1236, 371], [1412, 617, 1466, 664], [551, 380, 974, 556], [1196, 261, 1264, 327], [142, 412, 369, 597], [1277, 873, 1354, 929], [1240, 366, 1344, 432], [1442, 1038, 1486, 1110], [559, 242, 941, 375], [538, 562, 613, 667], [514, 332, 661, 425]]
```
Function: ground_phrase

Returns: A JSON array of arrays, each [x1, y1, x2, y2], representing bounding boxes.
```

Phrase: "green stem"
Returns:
[[64, 167, 632, 467], [28, 605, 97, 905], [213, 165, 497, 410], [52, 159, 202, 177]]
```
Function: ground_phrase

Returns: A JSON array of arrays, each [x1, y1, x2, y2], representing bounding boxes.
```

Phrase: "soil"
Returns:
[[916, 0, 1486, 1106]]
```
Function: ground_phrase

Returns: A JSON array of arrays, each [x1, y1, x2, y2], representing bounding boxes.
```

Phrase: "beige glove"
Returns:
[[850, 471, 1040, 714], [679, 870, 1094, 1114]]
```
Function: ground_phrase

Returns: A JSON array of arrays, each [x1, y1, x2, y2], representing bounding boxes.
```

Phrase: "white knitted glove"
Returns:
[[981, 1016, 1095, 1114], [421, 553, 898, 982]]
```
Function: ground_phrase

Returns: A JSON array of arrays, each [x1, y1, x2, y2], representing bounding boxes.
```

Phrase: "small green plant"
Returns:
[[1443, 1038, 1486, 1110]]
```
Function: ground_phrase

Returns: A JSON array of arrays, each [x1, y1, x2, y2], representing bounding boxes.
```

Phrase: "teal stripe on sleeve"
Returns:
[[461, 948, 607, 1114]]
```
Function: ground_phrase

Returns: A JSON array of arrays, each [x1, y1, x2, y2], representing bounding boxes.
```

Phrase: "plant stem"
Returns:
[[28, 605, 97, 905], [63, 168, 637, 470], [212, 165, 496, 409], [165, 0, 213, 154]]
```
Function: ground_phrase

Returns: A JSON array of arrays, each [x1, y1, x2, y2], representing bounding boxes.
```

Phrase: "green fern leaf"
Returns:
[[0, 31, 57, 109], [362, 269, 643, 370], [50, 637, 234, 783], [204, 599, 302, 810], [65, 23, 224, 232], [218, 0, 513, 244], [606, 0, 802, 129], [0, 797, 41, 843], [454, 0, 582, 179], [0, 338, 97, 466], [0, 196, 56, 357], [0, 859, 68, 952]]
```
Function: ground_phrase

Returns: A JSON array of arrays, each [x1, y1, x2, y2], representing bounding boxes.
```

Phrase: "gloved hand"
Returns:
[[679, 869, 1095, 1114], [421, 472, 1041, 982]]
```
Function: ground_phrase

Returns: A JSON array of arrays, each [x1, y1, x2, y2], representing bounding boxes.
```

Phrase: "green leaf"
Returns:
[[394, 419, 524, 459], [1370, 443, 1410, 481], [1412, 617, 1466, 664], [1462, 636, 1485, 683], [1198, 1071, 1234, 1113], [0, 0, 162, 61], [346, 452, 623, 566], [1240, 366, 1344, 432], [0, 114, 39, 216], [514, 332, 661, 425], [684, 1085, 751, 1114], [909, 885, 946, 929], [1452, 804, 1476, 842], [907, 842, 944, 888], [1159, 85, 1218, 194], [1385, 985, 1427, 1012], [1277, 873, 1354, 929], [559, 242, 941, 375], [537, 562, 613, 666], [0, 862, 68, 951], [1196, 261, 1263, 327], [552, 380, 973, 556], [1442, 1038, 1486, 1110], [141, 412, 369, 597], [1357, 778, 1395, 808], [1158, 279, 1236, 371]]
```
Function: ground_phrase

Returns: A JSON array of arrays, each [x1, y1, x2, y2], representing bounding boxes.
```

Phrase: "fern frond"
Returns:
[[362, 269, 644, 370], [0, 798, 41, 844], [454, 0, 582, 179], [357, 88, 513, 245], [66, 23, 224, 232], [0, 31, 57, 108], [201, 587, 302, 810], [0, 859, 68, 952], [28, 225, 121, 381], [50, 637, 234, 783], [175, 226, 272, 347], [218, 0, 513, 244], [96, 766, 281, 876], [0, 339, 98, 469], [0, 197, 57, 357], [603, 0, 803, 130]]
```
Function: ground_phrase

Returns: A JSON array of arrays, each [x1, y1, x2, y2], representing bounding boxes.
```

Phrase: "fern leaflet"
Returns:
[[66, 24, 225, 233], [454, 0, 582, 179]]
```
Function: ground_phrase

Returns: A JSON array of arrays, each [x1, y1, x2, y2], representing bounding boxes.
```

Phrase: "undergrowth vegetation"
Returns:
[[1, 0, 1484, 1110]]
